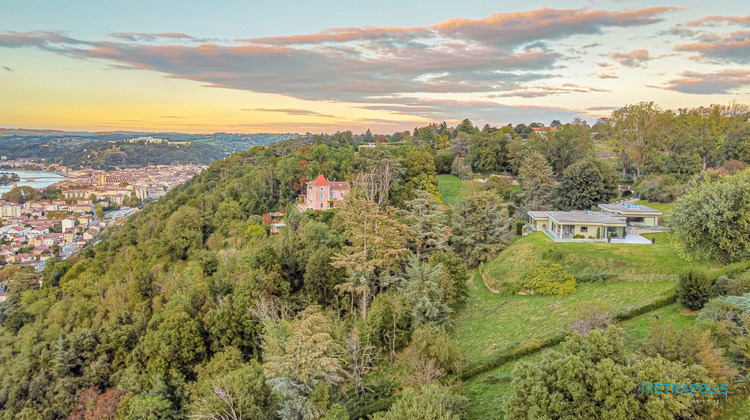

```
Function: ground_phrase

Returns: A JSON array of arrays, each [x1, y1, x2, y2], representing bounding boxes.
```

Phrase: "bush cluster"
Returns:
[[713, 274, 750, 297], [520, 262, 577, 296], [676, 270, 712, 310]]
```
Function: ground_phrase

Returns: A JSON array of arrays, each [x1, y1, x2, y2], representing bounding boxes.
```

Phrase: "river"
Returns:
[[0, 170, 65, 195]]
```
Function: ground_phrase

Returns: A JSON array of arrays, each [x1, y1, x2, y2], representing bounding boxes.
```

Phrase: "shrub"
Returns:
[[587, 235, 594, 239], [713, 275, 750, 296], [596, 227, 601, 239], [637, 174, 684, 203], [621, 189, 632, 198], [576, 273, 616, 283], [724, 260, 750, 277], [572, 234, 585, 239], [370, 384, 467, 420], [515, 221, 523, 236], [677, 270, 712, 310], [409, 325, 462, 373], [521, 263, 577, 296], [542, 249, 563, 262], [568, 301, 614, 334]]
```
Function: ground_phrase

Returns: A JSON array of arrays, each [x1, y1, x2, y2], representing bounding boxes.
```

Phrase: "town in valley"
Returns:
[[0, 160, 205, 269]]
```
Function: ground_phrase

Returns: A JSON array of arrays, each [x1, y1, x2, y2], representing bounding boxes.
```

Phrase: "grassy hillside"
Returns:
[[453, 271, 676, 365], [459, 303, 697, 420], [484, 232, 721, 291], [436, 174, 477, 206]]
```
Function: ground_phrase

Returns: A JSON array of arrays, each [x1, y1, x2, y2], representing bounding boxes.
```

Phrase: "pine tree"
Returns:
[[449, 192, 509, 266], [402, 255, 451, 329], [518, 152, 556, 212], [262, 306, 345, 389], [332, 192, 413, 318], [397, 190, 448, 258]]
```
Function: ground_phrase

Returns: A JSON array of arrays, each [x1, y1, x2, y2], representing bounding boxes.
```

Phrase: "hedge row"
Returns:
[[349, 396, 396, 420], [612, 293, 677, 321], [451, 330, 569, 382], [450, 293, 678, 383]]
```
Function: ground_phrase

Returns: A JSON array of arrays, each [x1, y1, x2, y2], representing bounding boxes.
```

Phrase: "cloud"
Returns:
[[0, 6, 678, 121], [1, 65, 10, 71], [582, 42, 601, 48], [675, 30, 750, 64], [686, 15, 750, 27], [109, 32, 219, 43], [0, 31, 91, 52], [244, 108, 335, 118], [488, 83, 609, 98], [608, 49, 651, 67], [431, 7, 679, 47], [239, 7, 678, 48], [592, 73, 618, 79], [586, 106, 618, 111], [355, 97, 583, 124], [661, 69, 750, 94]]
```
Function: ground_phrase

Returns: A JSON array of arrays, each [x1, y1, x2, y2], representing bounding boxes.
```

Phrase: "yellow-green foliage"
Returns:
[[521, 262, 577, 296]]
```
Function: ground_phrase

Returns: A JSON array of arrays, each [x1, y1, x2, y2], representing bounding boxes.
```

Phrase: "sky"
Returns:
[[1, 0, 749, 134]]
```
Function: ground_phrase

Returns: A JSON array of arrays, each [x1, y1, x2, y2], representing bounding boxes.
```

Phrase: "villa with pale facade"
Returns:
[[527, 201, 663, 244], [297, 174, 350, 211]]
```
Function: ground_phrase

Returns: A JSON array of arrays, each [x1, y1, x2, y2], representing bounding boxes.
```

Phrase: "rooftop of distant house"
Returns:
[[599, 202, 662, 215], [528, 210, 626, 225], [307, 174, 349, 189]]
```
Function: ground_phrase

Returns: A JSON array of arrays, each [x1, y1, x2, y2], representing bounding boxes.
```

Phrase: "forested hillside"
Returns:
[[2, 102, 750, 419], [0, 131, 490, 419], [0, 132, 296, 169]]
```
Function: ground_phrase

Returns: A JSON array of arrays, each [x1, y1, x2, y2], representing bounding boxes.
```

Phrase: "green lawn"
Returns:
[[459, 231, 724, 364], [484, 232, 722, 291], [437, 174, 478, 206], [454, 271, 677, 365], [459, 303, 698, 419]]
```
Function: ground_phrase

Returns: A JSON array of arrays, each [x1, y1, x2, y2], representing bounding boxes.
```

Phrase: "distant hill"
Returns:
[[0, 129, 298, 169]]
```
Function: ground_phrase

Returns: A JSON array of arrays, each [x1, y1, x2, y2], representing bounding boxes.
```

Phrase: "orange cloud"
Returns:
[[608, 49, 651, 67], [686, 15, 750, 27]]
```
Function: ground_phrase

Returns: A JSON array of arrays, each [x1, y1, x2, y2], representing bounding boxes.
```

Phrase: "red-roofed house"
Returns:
[[298, 174, 349, 211]]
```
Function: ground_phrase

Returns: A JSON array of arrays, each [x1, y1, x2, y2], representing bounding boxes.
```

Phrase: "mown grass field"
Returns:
[[453, 271, 677, 365], [484, 232, 722, 290], [459, 303, 698, 419], [437, 174, 478, 206]]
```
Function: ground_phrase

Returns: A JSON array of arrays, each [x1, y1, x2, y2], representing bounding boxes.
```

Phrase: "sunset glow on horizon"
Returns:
[[2, 0, 750, 134]]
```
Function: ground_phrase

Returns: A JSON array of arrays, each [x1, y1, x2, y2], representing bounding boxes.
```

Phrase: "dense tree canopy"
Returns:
[[559, 159, 619, 210], [671, 170, 750, 263]]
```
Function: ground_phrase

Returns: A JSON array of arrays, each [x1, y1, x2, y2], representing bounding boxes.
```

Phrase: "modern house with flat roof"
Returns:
[[528, 210, 627, 241], [598, 202, 662, 228]]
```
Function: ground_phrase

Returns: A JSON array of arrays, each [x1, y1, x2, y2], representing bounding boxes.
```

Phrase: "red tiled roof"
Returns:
[[330, 181, 349, 190], [313, 174, 329, 186]]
